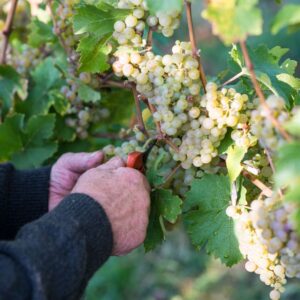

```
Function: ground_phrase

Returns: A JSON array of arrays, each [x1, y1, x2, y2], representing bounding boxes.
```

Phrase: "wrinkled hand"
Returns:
[[49, 151, 104, 211], [71, 157, 151, 256]]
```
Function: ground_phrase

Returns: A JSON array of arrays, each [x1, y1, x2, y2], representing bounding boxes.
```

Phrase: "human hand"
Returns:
[[49, 151, 104, 211], [71, 157, 151, 256]]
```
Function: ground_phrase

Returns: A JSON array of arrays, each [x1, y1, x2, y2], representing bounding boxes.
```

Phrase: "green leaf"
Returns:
[[77, 33, 112, 73], [146, 0, 183, 14], [28, 19, 56, 47], [78, 83, 101, 103], [271, 5, 300, 34], [31, 57, 61, 90], [73, 3, 130, 36], [275, 142, 300, 189], [184, 174, 243, 266], [11, 114, 57, 168], [228, 44, 299, 105], [146, 151, 168, 187], [16, 58, 62, 117], [144, 198, 165, 252], [55, 115, 76, 142], [49, 90, 70, 115], [218, 129, 233, 154], [284, 109, 300, 136], [0, 114, 24, 161], [202, 0, 263, 45], [155, 189, 182, 224], [0, 65, 22, 115], [226, 144, 247, 183]]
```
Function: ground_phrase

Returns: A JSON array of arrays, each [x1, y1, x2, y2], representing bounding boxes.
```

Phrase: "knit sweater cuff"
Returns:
[[0, 164, 51, 240], [0, 194, 113, 299]]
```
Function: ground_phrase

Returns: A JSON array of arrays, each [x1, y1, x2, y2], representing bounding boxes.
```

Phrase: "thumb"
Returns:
[[97, 156, 125, 170], [61, 151, 104, 173]]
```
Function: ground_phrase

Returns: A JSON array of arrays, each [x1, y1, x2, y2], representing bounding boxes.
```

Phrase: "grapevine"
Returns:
[[1, 0, 300, 299]]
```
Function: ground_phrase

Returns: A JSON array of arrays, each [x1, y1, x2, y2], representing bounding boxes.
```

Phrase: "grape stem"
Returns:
[[264, 147, 283, 198], [0, 0, 18, 64], [99, 78, 131, 90], [146, 28, 153, 48], [222, 71, 245, 87], [239, 40, 292, 142], [158, 163, 181, 189], [242, 170, 273, 197], [131, 83, 149, 137], [185, 0, 207, 93]]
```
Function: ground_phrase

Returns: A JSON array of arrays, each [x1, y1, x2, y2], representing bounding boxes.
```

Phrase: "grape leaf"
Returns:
[[11, 114, 57, 168], [155, 189, 182, 224], [144, 188, 182, 251], [49, 90, 70, 116], [0, 65, 22, 116], [0, 114, 24, 161], [16, 58, 62, 117], [184, 174, 243, 267], [202, 0, 263, 45], [77, 34, 112, 73], [28, 19, 56, 48], [144, 198, 164, 252], [73, 4, 130, 36], [226, 144, 247, 183], [73, 3, 129, 73], [284, 109, 300, 136], [275, 143, 300, 234], [271, 5, 300, 34], [228, 44, 299, 105], [218, 129, 233, 154], [78, 83, 101, 103], [146, 0, 183, 14], [146, 151, 168, 187], [275, 142, 300, 189], [55, 115, 76, 142]]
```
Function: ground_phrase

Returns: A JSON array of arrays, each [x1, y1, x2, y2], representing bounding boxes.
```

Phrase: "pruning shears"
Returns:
[[126, 139, 157, 174]]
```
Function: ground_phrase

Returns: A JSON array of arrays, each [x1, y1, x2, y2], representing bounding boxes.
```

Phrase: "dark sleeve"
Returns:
[[0, 163, 51, 240], [0, 193, 113, 300]]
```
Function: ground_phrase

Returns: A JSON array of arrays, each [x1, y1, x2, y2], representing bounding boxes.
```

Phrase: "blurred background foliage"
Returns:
[[86, 1, 300, 299]]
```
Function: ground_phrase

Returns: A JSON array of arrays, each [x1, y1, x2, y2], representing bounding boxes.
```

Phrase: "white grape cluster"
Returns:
[[103, 139, 143, 161], [55, 0, 79, 49], [65, 106, 110, 139], [114, 0, 181, 46], [112, 39, 254, 170], [113, 41, 201, 135], [250, 95, 290, 150], [8, 46, 42, 75], [61, 72, 110, 139], [172, 82, 252, 169], [227, 196, 300, 300]]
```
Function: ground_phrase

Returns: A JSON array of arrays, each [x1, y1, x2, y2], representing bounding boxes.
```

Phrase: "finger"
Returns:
[[97, 156, 125, 170], [61, 151, 104, 173]]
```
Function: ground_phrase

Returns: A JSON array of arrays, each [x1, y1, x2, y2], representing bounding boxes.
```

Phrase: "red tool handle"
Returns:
[[126, 151, 146, 173]]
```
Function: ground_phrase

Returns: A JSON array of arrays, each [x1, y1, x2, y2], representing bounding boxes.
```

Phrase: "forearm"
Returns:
[[0, 194, 113, 300], [0, 164, 51, 240]]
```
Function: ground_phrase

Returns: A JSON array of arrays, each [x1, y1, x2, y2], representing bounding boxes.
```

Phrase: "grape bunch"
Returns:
[[113, 41, 201, 135], [227, 196, 300, 300], [60, 71, 110, 139], [250, 95, 290, 150], [54, 0, 79, 50], [8, 45, 44, 75], [113, 0, 181, 46]]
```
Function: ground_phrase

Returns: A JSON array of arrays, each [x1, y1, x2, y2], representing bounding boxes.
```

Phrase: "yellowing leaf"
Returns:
[[202, 0, 262, 45]]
